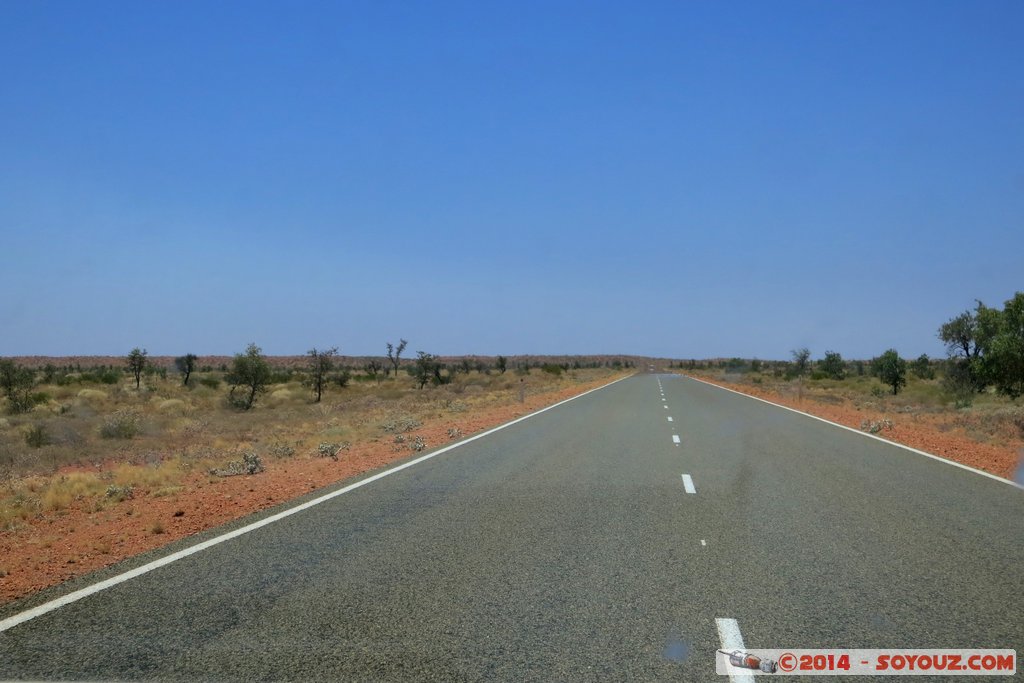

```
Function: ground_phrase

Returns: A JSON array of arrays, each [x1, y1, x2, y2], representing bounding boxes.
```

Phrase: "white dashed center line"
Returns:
[[681, 473, 696, 493], [666, 416, 673, 422], [672, 435, 681, 444]]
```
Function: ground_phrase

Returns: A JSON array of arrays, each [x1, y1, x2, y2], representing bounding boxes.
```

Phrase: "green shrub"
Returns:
[[911, 354, 935, 380], [541, 364, 563, 376], [198, 376, 221, 389]]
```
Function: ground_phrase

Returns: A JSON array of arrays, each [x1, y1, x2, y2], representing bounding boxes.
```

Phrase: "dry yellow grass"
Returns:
[[0, 366, 620, 530]]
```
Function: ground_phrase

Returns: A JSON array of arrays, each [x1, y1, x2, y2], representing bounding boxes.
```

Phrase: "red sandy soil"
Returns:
[[0, 376, 621, 606], [691, 376, 1023, 481]]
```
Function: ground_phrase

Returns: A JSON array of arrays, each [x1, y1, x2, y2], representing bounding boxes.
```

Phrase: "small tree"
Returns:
[[413, 351, 437, 389], [174, 353, 198, 386], [366, 359, 383, 384], [790, 348, 811, 378], [819, 351, 846, 380], [127, 348, 148, 389], [496, 355, 508, 374], [0, 359, 36, 414], [307, 347, 338, 403], [226, 343, 271, 410], [875, 349, 907, 395], [911, 354, 935, 380], [386, 339, 408, 379]]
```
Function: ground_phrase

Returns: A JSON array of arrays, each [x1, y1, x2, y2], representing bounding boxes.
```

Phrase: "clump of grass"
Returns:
[[157, 399, 186, 413], [266, 441, 296, 458], [105, 484, 135, 501], [859, 419, 894, 434], [381, 416, 422, 433], [99, 409, 140, 439], [76, 389, 108, 401], [409, 436, 426, 452], [150, 521, 165, 534], [152, 485, 183, 498], [210, 451, 264, 477], [37, 473, 106, 512], [316, 442, 350, 460], [447, 427, 462, 440], [445, 400, 468, 413]]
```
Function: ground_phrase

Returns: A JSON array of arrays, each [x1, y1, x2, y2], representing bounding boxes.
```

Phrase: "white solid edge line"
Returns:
[[716, 617, 755, 683], [681, 474, 696, 493], [0, 375, 632, 634], [687, 376, 1021, 490]]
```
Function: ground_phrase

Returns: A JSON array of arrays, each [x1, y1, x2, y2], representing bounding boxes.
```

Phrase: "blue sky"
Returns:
[[1, 1, 1021, 360]]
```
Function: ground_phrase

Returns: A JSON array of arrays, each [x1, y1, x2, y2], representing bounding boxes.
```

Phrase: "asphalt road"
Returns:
[[1, 375, 1021, 681]]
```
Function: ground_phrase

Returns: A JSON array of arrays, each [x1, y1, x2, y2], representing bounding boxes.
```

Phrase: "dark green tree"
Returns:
[[875, 349, 907, 395], [496, 355, 508, 374], [126, 348, 148, 389], [413, 351, 438, 389], [819, 351, 846, 380], [227, 343, 271, 410], [0, 360, 35, 414], [174, 353, 198, 386]]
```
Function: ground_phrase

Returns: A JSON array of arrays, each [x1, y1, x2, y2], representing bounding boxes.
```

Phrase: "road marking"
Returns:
[[663, 405, 668, 409], [716, 618, 754, 683], [672, 434, 681, 444], [0, 376, 632, 635], [681, 474, 696, 493], [666, 416, 673, 422], [661, 398, 666, 402], [701, 539, 707, 547], [687, 376, 1021, 490]]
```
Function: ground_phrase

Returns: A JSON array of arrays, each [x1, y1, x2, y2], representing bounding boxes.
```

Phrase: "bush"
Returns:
[[911, 354, 935, 380], [541, 364, 563, 376], [198, 376, 221, 389], [25, 424, 49, 448], [105, 484, 135, 501], [942, 360, 975, 407], [210, 452, 265, 477], [381, 416, 422, 433], [316, 442, 350, 460], [99, 409, 140, 439], [819, 351, 846, 380]]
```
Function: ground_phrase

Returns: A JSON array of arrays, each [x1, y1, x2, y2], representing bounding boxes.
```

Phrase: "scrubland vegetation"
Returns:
[[676, 292, 1024, 455], [0, 347, 633, 531]]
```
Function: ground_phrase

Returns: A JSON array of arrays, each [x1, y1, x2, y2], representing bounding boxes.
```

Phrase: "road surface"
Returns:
[[1, 375, 1021, 680]]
